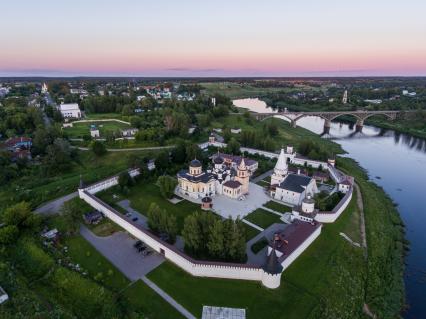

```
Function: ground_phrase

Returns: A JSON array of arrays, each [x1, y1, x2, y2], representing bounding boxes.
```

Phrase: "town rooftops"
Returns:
[[4, 136, 32, 148], [278, 174, 313, 193], [223, 180, 242, 189], [218, 153, 257, 167], [272, 220, 322, 263]]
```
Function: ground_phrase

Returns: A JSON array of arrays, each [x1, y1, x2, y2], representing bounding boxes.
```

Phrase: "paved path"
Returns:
[[141, 276, 196, 319], [75, 145, 175, 152], [354, 183, 368, 258], [251, 169, 273, 184], [80, 226, 164, 280], [261, 206, 284, 217], [242, 219, 264, 232], [35, 191, 78, 215]]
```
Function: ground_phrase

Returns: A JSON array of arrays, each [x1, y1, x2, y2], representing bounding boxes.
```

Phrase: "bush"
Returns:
[[14, 239, 55, 280], [50, 267, 120, 319]]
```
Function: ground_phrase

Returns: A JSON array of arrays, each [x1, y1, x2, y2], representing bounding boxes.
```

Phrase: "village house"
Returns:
[[121, 128, 139, 137]]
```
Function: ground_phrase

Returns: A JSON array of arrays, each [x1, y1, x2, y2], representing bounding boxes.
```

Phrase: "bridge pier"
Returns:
[[291, 120, 297, 128], [355, 119, 364, 132], [321, 125, 330, 136], [324, 119, 331, 128]]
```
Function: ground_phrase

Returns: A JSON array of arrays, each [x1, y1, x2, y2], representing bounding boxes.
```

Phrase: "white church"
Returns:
[[270, 148, 318, 206]]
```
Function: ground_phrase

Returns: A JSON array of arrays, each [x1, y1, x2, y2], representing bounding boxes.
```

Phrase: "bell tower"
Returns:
[[235, 158, 249, 194]]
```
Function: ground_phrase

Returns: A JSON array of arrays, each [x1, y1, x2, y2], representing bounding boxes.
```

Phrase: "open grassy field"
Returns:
[[148, 261, 318, 319], [244, 208, 282, 229], [123, 280, 185, 319], [209, 114, 343, 156], [201, 82, 321, 99], [64, 120, 130, 139], [263, 200, 292, 213]]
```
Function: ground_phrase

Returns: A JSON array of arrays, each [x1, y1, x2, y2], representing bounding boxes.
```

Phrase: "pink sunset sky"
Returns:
[[1, 0, 426, 77]]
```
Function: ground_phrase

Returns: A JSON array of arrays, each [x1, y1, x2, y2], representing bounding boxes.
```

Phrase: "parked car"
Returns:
[[132, 217, 138, 222], [134, 240, 142, 248], [126, 213, 132, 217]]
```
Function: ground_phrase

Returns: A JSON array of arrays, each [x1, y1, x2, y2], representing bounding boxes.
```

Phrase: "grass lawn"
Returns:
[[244, 208, 282, 229], [63, 235, 130, 291], [84, 113, 129, 121], [123, 280, 185, 319], [148, 261, 317, 319], [263, 200, 292, 213], [88, 219, 124, 237], [241, 222, 261, 242], [255, 180, 269, 187], [250, 237, 269, 254], [126, 182, 201, 233], [64, 120, 130, 139]]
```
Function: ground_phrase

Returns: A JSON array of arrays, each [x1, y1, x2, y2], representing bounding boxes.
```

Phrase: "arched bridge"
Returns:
[[252, 110, 406, 128]]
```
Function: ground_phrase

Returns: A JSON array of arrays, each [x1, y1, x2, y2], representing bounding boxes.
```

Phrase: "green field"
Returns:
[[64, 120, 130, 139], [241, 222, 261, 241], [148, 261, 318, 319], [209, 114, 343, 156], [244, 208, 282, 229], [263, 200, 292, 213], [201, 82, 321, 99], [123, 280, 185, 319]]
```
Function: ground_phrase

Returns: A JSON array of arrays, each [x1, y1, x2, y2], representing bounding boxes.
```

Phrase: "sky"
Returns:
[[1, 0, 426, 77]]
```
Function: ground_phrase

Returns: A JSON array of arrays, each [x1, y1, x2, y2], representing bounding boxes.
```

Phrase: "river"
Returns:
[[233, 98, 426, 318]]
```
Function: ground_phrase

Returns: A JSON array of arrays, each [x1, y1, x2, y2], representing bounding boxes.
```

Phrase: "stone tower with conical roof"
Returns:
[[271, 148, 288, 186], [235, 158, 249, 194]]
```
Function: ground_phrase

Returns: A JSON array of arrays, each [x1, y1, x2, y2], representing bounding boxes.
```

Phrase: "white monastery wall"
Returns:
[[315, 187, 353, 223], [84, 168, 140, 194]]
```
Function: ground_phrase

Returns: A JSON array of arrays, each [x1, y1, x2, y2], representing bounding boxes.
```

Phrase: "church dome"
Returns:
[[190, 159, 202, 167], [213, 156, 224, 164]]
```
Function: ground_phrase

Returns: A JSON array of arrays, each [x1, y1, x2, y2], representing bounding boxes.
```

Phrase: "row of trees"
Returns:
[[147, 203, 178, 244], [182, 212, 246, 262]]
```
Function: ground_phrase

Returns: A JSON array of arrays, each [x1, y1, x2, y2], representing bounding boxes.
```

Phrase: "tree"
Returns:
[[156, 176, 178, 199], [226, 138, 240, 155], [118, 171, 133, 190], [182, 213, 202, 252], [90, 140, 107, 156], [2, 201, 39, 230], [61, 199, 86, 234], [207, 219, 225, 259], [147, 203, 162, 233], [0, 225, 19, 245], [147, 203, 177, 243]]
